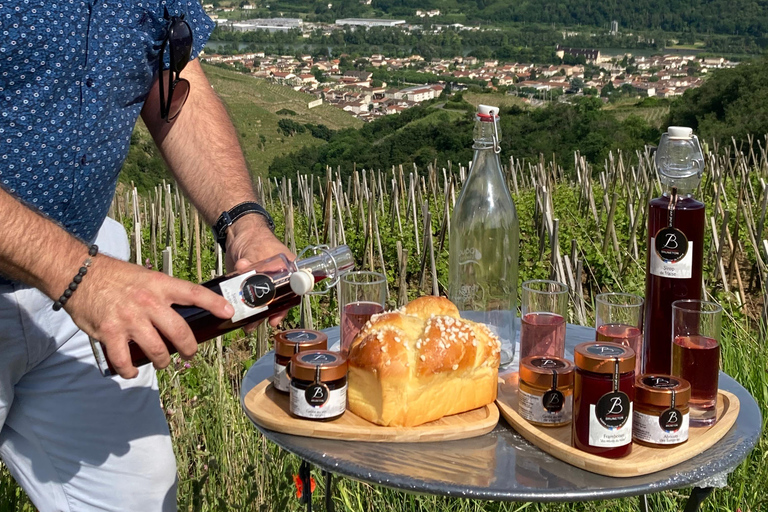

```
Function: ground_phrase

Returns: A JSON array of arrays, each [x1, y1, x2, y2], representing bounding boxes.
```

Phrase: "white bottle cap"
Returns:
[[667, 126, 693, 139], [477, 104, 498, 116], [290, 269, 315, 296]]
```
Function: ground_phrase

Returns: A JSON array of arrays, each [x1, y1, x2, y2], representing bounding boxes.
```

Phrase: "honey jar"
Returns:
[[273, 329, 328, 393], [518, 356, 574, 427], [289, 350, 348, 421], [572, 342, 636, 458], [634, 374, 691, 447]]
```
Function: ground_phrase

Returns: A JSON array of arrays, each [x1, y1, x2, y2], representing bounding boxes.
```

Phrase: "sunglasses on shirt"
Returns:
[[159, 13, 193, 122]]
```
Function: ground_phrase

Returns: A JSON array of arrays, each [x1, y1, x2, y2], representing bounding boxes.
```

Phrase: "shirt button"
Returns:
[[80, 155, 88, 165], [85, 78, 94, 87]]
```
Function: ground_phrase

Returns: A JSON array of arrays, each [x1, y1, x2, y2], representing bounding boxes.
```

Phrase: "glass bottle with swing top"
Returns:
[[448, 104, 520, 367]]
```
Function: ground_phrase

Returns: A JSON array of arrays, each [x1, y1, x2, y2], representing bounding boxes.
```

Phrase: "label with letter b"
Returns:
[[650, 227, 693, 279]]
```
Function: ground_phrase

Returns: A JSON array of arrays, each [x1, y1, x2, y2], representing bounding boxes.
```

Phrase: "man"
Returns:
[[0, 1, 291, 510]]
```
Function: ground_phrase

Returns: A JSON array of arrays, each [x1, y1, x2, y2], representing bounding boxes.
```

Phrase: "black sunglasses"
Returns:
[[159, 13, 193, 122]]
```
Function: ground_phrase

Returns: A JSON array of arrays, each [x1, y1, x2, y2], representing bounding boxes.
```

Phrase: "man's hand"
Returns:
[[225, 215, 296, 327], [64, 256, 235, 379]]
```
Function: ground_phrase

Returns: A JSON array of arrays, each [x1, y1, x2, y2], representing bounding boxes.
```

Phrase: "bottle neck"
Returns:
[[660, 175, 700, 197], [473, 119, 500, 152]]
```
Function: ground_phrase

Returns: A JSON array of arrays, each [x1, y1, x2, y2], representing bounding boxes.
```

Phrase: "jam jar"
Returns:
[[289, 350, 348, 421], [634, 374, 691, 447], [518, 356, 574, 427], [573, 342, 636, 458], [273, 329, 328, 393]]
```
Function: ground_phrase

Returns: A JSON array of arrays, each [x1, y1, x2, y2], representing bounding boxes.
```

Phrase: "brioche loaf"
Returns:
[[346, 296, 501, 427]]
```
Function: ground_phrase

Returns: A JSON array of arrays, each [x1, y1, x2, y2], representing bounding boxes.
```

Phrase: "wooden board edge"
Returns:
[[244, 379, 501, 443], [496, 384, 740, 477]]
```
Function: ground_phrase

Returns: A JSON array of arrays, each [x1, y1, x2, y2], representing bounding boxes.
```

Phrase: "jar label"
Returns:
[[634, 409, 689, 445], [650, 231, 693, 279], [589, 397, 633, 447], [519, 388, 572, 424], [273, 360, 290, 392], [290, 382, 347, 419], [219, 270, 272, 322], [284, 331, 319, 342]]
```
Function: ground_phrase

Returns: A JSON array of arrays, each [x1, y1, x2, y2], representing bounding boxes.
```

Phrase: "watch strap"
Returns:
[[212, 202, 275, 252]]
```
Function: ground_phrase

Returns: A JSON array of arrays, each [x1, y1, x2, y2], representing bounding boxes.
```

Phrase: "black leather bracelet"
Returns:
[[212, 201, 275, 252], [52, 244, 98, 311]]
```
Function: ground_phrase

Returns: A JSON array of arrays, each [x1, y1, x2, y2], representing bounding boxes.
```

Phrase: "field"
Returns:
[[3, 135, 767, 511], [604, 98, 671, 128], [463, 92, 529, 110], [202, 64, 363, 180]]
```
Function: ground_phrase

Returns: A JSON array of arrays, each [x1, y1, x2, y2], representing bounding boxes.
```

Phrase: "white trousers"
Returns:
[[0, 218, 177, 511]]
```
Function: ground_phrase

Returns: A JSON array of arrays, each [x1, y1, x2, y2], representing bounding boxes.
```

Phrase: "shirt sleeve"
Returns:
[[163, 0, 215, 63]]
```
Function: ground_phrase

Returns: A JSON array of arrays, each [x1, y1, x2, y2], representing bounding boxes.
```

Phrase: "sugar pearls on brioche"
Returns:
[[346, 296, 501, 427]]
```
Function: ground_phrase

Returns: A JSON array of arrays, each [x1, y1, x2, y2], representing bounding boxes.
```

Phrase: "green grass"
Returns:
[[202, 64, 362, 180], [604, 99, 670, 129]]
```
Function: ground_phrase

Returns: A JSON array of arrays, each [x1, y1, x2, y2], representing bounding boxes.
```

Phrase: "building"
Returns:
[[227, 18, 302, 32], [555, 45, 601, 64], [335, 18, 406, 28]]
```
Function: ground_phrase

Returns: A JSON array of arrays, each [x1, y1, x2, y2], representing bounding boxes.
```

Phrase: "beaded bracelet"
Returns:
[[52, 244, 98, 311]]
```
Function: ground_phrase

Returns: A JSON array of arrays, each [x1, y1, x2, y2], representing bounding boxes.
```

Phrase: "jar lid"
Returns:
[[274, 329, 328, 357], [291, 350, 347, 382], [636, 374, 691, 408], [574, 342, 635, 374], [520, 356, 575, 389]]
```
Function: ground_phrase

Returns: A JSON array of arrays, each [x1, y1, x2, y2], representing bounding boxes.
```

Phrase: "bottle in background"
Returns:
[[643, 127, 705, 374], [91, 245, 355, 376], [449, 104, 520, 367]]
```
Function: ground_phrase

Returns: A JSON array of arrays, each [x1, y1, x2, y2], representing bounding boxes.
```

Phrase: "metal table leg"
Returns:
[[683, 487, 714, 512], [323, 470, 334, 512], [639, 494, 650, 512], [299, 459, 312, 512]]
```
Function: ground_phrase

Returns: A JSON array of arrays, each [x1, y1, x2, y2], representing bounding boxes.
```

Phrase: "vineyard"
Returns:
[[2, 140, 768, 511]]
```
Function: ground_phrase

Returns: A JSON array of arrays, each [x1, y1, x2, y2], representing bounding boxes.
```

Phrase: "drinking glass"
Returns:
[[595, 293, 644, 374], [520, 280, 568, 359], [340, 271, 387, 357], [671, 299, 722, 427]]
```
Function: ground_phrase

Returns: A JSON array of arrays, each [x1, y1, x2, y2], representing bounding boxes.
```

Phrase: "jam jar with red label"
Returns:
[[573, 342, 636, 458], [518, 356, 574, 427], [273, 329, 328, 393], [289, 350, 348, 421], [634, 374, 690, 447]]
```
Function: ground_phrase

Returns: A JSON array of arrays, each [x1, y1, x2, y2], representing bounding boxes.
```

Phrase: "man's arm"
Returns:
[[141, 60, 294, 318], [0, 187, 235, 379]]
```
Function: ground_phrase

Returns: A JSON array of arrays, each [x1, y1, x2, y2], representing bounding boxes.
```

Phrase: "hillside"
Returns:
[[119, 64, 362, 191], [268, 94, 662, 181]]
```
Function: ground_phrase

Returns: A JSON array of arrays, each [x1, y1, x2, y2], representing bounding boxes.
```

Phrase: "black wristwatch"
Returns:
[[212, 201, 275, 252]]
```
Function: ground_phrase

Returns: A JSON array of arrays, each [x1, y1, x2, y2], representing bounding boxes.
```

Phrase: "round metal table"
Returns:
[[241, 324, 762, 511]]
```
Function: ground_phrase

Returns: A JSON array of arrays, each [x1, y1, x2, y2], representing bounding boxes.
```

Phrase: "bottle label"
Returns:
[[589, 397, 633, 447], [290, 382, 347, 419], [219, 270, 275, 322], [634, 409, 689, 444], [519, 387, 572, 424], [650, 228, 693, 279], [273, 360, 290, 392]]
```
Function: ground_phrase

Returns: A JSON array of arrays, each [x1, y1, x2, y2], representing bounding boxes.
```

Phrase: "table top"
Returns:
[[240, 323, 762, 503]]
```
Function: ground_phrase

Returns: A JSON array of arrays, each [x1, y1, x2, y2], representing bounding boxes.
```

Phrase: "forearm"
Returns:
[[0, 187, 90, 299], [141, 60, 261, 228]]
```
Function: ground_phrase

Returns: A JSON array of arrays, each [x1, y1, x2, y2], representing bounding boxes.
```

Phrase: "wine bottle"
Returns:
[[448, 104, 520, 367], [90, 245, 355, 376], [643, 127, 705, 374]]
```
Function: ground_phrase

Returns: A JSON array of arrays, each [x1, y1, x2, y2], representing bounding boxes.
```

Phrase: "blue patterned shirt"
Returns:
[[0, 0, 213, 243]]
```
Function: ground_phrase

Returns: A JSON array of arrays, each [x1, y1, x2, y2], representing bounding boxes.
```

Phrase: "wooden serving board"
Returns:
[[244, 378, 499, 442], [496, 375, 740, 477]]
